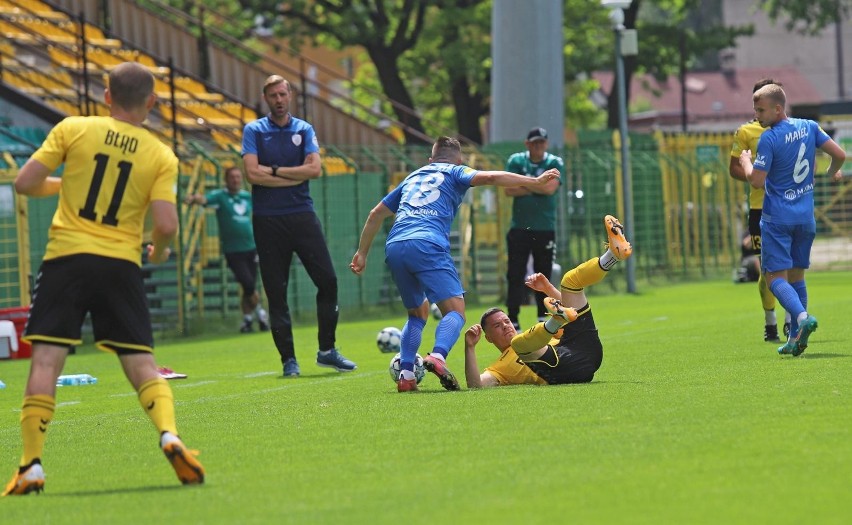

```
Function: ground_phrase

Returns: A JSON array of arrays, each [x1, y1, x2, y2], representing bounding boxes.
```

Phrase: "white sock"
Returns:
[[797, 312, 809, 324], [256, 307, 268, 322], [544, 316, 564, 334], [243, 314, 252, 323], [765, 310, 777, 325], [429, 353, 445, 362], [399, 370, 415, 380], [599, 250, 618, 271], [785, 311, 792, 323], [160, 431, 179, 448]]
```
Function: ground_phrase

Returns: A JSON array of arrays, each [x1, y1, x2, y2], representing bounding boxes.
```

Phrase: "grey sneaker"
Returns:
[[283, 358, 300, 377], [316, 348, 357, 372]]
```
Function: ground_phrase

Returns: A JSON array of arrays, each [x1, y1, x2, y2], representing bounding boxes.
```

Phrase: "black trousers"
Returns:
[[506, 228, 556, 322], [253, 212, 338, 363]]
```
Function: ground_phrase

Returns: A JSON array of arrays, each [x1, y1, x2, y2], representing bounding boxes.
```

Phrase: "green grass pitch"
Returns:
[[1, 272, 851, 523]]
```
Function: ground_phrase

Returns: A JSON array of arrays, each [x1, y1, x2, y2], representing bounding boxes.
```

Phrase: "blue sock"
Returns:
[[770, 279, 805, 337], [432, 311, 465, 358], [400, 316, 426, 372], [791, 280, 807, 310], [789, 280, 807, 338]]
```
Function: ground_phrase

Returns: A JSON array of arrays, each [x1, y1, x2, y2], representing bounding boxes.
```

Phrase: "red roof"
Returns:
[[593, 67, 824, 130]]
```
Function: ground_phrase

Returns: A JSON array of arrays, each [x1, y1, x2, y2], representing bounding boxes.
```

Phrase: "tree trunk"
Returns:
[[365, 45, 429, 145], [606, 54, 637, 130], [450, 76, 484, 145]]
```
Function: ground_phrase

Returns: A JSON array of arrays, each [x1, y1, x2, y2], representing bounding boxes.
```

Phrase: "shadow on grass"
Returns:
[[53, 484, 204, 497], [800, 353, 850, 359], [386, 381, 622, 394], [277, 371, 357, 380]]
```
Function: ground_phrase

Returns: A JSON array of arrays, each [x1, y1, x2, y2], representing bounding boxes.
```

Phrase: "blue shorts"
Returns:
[[385, 240, 464, 309], [760, 220, 815, 272]]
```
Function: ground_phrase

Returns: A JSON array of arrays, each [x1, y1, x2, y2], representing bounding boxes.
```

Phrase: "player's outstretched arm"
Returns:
[[184, 194, 207, 206], [470, 168, 560, 188], [350, 202, 394, 275]]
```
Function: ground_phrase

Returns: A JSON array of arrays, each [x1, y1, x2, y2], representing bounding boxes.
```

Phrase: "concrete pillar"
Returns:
[[490, 0, 564, 147]]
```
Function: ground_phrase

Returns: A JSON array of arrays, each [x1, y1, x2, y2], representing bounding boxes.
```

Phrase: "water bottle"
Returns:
[[56, 374, 98, 386]]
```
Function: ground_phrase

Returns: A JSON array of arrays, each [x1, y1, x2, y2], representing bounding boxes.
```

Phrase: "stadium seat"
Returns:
[[174, 77, 224, 102], [158, 104, 205, 129], [211, 129, 241, 152], [2, 66, 75, 98], [77, 23, 121, 48], [219, 102, 257, 123], [178, 101, 242, 129], [155, 77, 194, 101], [0, 18, 35, 42], [45, 97, 81, 116], [14, 17, 76, 45], [0, 38, 14, 64], [47, 45, 78, 69], [0, 0, 67, 21], [133, 53, 170, 75]]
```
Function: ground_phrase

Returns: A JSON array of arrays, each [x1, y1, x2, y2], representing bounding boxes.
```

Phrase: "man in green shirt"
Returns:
[[186, 166, 269, 333], [504, 127, 564, 329]]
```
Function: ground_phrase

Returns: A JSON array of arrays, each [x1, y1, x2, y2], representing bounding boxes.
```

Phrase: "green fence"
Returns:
[[3, 133, 851, 333]]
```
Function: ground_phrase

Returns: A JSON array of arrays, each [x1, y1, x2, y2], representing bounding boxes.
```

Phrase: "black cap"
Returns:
[[526, 127, 548, 142]]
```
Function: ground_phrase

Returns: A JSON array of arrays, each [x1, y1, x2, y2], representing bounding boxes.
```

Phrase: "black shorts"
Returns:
[[23, 254, 154, 353], [748, 208, 763, 254], [524, 309, 603, 384], [225, 250, 259, 295]]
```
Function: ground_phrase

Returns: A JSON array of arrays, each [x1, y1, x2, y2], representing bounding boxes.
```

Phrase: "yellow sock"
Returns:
[[511, 324, 555, 355], [20, 395, 55, 467], [138, 377, 178, 436], [758, 272, 776, 311], [560, 257, 607, 294]]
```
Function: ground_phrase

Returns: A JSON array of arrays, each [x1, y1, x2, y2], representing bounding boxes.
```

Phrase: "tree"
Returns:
[[238, 0, 436, 144], [599, 0, 752, 129], [759, 0, 852, 35]]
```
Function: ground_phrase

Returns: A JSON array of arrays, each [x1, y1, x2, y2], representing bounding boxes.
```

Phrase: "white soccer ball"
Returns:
[[376, 326, 402, 353], [430, 302, 443, 320], [389, 352, 426, 384]]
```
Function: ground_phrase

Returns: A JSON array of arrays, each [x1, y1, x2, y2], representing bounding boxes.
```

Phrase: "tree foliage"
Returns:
[[146, 0, 845, 141], [759, 0, 852, 35]]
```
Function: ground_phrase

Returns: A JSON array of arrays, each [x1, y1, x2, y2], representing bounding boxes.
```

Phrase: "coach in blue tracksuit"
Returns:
[[241, 74, 357, 377]]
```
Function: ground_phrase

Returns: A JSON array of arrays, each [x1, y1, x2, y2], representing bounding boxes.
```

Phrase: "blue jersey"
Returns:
[[241, 114, 320, 216], [383, 163, 478, 250], [753, 118, 830, 225]]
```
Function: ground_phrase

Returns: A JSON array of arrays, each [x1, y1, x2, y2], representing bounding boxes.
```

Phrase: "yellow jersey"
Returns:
[[484, 346, 548, 386], [32, 116, 178, 265], [730, 120, 767, 210]]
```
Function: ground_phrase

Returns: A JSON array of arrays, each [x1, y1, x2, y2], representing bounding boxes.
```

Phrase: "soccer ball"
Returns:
[[376, 326, 402, 353], [430, 302, 443, 320], [389, 352, 426, 384]]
